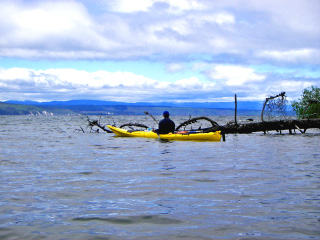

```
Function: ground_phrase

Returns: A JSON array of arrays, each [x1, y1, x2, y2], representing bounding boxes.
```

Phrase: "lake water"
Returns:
[[0, 115, 319, 240]]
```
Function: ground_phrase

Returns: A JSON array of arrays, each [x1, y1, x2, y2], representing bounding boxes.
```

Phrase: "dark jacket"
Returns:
[[156, 118, 175, 134]]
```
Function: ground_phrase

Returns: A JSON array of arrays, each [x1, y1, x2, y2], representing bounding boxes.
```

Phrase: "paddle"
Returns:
[[144, 111, 159, 125], [144, 111, 162, 140]]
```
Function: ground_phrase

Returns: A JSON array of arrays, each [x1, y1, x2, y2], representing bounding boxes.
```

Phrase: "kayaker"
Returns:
[[155, 111, 175, 134]]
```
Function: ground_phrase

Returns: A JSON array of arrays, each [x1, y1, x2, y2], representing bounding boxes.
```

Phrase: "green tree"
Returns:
[[292, 86, 320, 119]]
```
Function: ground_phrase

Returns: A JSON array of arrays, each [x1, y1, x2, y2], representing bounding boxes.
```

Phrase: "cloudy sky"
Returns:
[[0, 0, 319, 103]]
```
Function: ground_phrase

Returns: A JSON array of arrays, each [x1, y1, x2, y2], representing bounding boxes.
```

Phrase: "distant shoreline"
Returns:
[[0, 101, 295, 116]]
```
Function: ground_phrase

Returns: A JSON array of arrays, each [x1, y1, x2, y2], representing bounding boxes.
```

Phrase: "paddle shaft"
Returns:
[[144, 111, 159, 125]]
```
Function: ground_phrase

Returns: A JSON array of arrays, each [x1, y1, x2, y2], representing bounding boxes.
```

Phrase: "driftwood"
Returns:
[[175, 116, 219, 131], [82, 115, 113, 133], [234, 94, 238, 125], [82, 114, 320, 135], [217, 118, 320, 134], [220, 91, 320, 134], [120, 123, 149, 129], [261, 92, 286, 122]]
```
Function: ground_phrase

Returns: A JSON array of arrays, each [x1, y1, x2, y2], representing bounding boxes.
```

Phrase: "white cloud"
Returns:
[[0, 68, 162, 99], [0, 67, 31, 81], [0, 0, 319, 103], [108, 0, 205, 13], [33, 69, 159, 89], [256, 49, 320, 64], [276, 80, 315, 92], [109, 0, 153, 12], [174, 76, 203, 89], [0, 0, 318, 64], [1, 66, 316, 102], [0, 0, 120, 57], [208, 65, 266, 86], [0, 67, 218, 101], [165, 0, 205, 13], [194, 12, 235, 26], [166, 63, 185, 72]]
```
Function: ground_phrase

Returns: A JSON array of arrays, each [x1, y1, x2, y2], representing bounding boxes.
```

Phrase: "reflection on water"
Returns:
[[73, 215, 183, 224], [0, 115, 319, 239]]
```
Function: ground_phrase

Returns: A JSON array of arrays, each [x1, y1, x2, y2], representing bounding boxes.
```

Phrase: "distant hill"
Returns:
[[0, 102, 75, 115], [3, 99, 291, 116], [5, 99, 264, 110]]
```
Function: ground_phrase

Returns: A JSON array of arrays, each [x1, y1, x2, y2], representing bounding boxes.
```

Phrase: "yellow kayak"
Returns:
[[107, 125, 221, 141]]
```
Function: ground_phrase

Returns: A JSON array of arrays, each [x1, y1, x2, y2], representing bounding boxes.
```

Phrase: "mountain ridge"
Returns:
[[1, 99, 295, 116], [5, 99, 264, 110]]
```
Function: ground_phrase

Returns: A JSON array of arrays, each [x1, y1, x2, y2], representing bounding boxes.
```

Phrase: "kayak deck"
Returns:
[[107, 125, 221, 141]]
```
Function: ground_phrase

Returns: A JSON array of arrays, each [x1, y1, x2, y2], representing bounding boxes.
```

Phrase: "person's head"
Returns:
[[163, 111, 170, 118]]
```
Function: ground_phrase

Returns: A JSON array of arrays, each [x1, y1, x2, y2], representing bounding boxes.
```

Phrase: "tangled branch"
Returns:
[[175, 116, 220, 132], [77, 115, 113, 133], [261, 92, 288, 122]]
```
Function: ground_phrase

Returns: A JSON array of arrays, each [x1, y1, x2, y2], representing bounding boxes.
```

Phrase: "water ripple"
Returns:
[[0, 115, 319, 240]]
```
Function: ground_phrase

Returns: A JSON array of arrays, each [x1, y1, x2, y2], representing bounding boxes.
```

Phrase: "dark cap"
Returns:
[[163, 111, 169, 117]]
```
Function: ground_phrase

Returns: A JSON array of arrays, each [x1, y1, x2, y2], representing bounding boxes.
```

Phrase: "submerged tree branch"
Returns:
[[217, 118, 320, 134], [77, 115, 113, 133]]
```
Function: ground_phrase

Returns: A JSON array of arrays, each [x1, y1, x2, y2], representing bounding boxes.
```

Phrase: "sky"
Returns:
[[0, 0, 319, 103]]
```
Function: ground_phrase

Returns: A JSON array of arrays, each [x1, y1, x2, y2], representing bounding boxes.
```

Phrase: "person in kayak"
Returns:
[[155, 111, 175, 134]]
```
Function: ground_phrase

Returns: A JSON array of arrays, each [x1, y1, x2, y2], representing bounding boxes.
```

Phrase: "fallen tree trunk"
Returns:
[[84, 115, 113, 133], [217, 118, 320, 134]]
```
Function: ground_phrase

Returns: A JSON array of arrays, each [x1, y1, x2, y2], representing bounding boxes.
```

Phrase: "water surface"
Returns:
[[0, 115, 319, 239]]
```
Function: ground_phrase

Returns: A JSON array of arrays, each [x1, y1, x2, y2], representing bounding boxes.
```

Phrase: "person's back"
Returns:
[[155, 111, 175, 134]]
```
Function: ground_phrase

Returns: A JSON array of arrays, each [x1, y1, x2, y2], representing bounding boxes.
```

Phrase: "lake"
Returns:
[[0, 115, 319, 240]]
